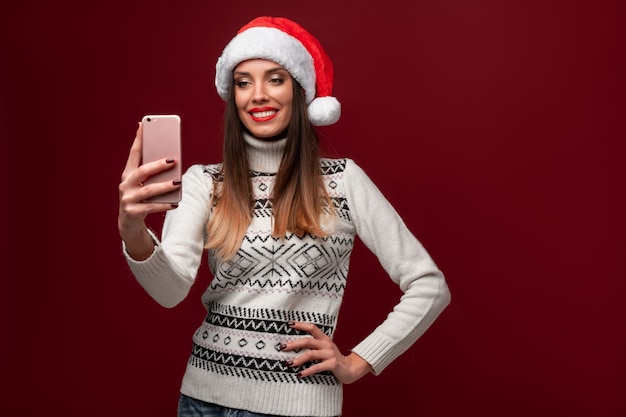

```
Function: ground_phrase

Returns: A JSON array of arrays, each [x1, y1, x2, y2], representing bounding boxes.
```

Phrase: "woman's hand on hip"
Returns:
[[281, 321, 373, 384]]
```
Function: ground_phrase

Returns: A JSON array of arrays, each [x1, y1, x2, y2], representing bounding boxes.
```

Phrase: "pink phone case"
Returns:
[[141, 114, 182, 203]]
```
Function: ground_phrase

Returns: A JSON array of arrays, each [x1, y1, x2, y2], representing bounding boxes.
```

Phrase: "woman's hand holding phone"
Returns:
[[118, 117, 182, 260]]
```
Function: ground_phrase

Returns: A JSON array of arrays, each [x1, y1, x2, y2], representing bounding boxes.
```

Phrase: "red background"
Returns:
[[2, 1, 624, 416]]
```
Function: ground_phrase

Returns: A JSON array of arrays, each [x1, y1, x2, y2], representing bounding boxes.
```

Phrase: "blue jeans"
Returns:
[[178, 394, 336, 417]]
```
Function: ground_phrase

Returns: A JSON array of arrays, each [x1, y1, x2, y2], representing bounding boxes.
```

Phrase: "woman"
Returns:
[[119, 16, 451, 417]]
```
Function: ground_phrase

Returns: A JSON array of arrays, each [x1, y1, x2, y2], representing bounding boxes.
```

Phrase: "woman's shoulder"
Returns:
[[319, 157, 365, 177], [180, 163, 223, 191], [319, 157, 360, 174], [184, 163, 222, 180]]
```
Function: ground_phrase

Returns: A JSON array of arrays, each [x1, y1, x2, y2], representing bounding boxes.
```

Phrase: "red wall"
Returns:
[[3, 1, 624, 416]]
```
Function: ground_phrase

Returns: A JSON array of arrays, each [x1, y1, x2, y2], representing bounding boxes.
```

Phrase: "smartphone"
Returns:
[[141, 114, 182, 203]]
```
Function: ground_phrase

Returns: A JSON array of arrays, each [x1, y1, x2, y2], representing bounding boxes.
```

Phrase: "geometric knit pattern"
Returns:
[[190, 302, 338, 385], [188, 158, 352, 389]]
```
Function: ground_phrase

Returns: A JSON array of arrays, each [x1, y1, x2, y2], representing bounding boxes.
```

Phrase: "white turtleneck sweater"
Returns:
[[124, 134, 450, 417]]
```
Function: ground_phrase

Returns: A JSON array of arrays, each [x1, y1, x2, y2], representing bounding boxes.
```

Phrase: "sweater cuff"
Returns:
[[351, 332, 400, 376], [122, 229, 166, 275]]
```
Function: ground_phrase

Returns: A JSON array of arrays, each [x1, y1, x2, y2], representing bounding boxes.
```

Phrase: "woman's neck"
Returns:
[[243, 132, 287, 174]]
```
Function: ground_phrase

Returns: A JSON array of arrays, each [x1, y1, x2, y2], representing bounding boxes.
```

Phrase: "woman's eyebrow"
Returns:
[[266, 67, 287, 74]]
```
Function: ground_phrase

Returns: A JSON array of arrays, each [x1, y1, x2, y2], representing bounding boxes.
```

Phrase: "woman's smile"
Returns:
[[249, 106, 279, 122]]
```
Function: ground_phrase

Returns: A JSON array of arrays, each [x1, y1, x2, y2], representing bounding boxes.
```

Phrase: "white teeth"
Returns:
[[252, 110, 276, 118]]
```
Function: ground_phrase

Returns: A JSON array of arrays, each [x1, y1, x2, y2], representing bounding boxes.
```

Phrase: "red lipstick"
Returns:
[[249, 107, 278, 122]]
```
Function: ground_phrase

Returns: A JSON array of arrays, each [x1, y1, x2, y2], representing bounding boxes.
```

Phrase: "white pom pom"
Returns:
[[308, 96, 341, 126]]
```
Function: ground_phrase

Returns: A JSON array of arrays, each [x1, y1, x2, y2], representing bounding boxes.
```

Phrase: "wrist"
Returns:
[[348, 352, 373, 379], [121, 226, 155, 261]]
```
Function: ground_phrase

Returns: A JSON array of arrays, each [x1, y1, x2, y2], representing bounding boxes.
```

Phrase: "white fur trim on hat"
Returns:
[[215, 27, 316, 104]]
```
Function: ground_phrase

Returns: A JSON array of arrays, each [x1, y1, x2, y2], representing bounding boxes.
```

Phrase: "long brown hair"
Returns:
[[205, 77, 334, 259]]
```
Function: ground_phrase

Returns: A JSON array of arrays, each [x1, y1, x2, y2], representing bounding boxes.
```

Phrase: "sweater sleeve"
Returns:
[[343, 159, 451, 375], [122, 164, 214, 308]]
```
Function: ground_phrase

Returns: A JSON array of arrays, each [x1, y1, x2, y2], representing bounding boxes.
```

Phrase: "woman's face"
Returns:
[[233, 59, 293, 139]]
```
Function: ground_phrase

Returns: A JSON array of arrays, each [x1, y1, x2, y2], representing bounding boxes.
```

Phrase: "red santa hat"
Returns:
[[215, 16, 341, 126]]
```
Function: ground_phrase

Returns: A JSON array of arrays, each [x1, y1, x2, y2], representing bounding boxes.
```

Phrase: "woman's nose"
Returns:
[[252, 83, 269, 102]]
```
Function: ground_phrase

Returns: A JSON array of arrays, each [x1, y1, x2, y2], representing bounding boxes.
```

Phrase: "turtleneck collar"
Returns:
[[244, 132, 287, 174]]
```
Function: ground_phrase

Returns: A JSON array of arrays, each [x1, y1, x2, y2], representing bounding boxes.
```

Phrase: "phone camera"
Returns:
[[146, 117, 152, 122]]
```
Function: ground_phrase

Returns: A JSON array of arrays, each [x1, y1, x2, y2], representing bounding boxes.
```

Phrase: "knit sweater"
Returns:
[[124, 134, 451, 417]]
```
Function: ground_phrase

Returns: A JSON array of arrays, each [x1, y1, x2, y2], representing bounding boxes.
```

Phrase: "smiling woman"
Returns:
[[233, 60, 294, 139], [117, 16, 450, 417]]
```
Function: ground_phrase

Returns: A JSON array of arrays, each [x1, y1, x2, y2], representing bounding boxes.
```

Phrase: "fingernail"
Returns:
[[285, 360, 293, 366], [297, 372, 303, 379], [171, 203, 178, 208], [287, 321, 296, 327], [279, 344, 287, 351], [166, 158, 175, 163], [173, 179, 182, 185]]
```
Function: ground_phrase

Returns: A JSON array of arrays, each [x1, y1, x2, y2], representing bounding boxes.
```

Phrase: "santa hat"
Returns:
[[215, 16, 341, 126]]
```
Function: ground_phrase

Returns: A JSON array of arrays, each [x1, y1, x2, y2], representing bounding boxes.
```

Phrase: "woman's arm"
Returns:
[[121, 165, 213, 307], [118, 124, 213, 307], [343, 159, 451, 375]]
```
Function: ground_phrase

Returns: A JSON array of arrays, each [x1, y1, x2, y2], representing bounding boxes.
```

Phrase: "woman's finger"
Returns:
[[121, 157, 179, 199], [295, 361, 333, 379], [279, 322, 330, 352], [281, 336, 325, 352], [289, 321, 328, 339]]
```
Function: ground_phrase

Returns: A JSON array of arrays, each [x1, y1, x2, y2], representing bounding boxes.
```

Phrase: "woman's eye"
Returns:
[[235, 80, 250, 88], [269, 77, 284, 85]]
